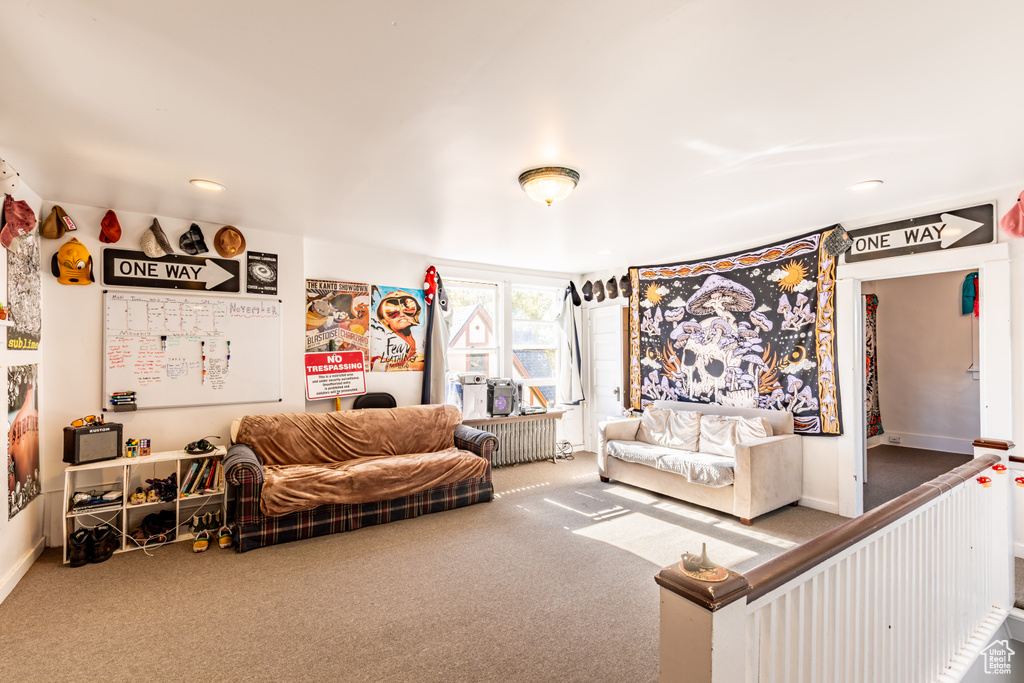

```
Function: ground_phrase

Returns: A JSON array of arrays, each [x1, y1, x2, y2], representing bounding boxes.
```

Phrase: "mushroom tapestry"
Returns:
[[627, 227, 842, 436]]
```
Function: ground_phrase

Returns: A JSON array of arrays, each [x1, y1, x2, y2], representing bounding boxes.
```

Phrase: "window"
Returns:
[[444, 279, 564, 408], [446, 281, 499, 378], [511, 285, 561, 408]]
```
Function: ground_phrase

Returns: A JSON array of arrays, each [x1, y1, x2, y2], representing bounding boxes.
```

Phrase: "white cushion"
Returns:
[[636, 408, 701, 452], [699, 415, 772, 458]]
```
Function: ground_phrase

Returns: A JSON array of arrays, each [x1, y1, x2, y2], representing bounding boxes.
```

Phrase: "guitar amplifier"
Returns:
[[63, 423, 123, 464], [487, 379, 516, 417]]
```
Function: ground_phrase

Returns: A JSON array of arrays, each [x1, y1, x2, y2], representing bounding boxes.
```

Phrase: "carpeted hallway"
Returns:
[[863, 444, 972, 511], [0, 452, 844, 682]]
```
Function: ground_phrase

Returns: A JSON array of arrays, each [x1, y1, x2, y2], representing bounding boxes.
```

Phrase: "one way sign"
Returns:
[[844, 204, 994, 264], [102, 249, 241, 292]]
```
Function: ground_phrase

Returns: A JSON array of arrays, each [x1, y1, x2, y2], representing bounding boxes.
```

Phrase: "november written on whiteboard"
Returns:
[[105, 293, 280, 392]]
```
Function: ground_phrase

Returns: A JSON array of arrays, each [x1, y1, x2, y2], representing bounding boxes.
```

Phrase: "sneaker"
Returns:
[[90, 524, 119, 563], [68, 529, 92, 567], [147, 489, 158, 503], [130, 487, 146, 505], [217, 525, 233, 549], [193, 530, 210, 553]]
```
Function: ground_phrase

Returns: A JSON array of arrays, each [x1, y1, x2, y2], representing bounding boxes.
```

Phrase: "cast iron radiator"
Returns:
[[473, 417, 557, 467]]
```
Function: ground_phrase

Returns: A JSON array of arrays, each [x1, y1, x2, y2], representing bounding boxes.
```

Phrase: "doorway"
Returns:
[[861, 269, 979, 510]]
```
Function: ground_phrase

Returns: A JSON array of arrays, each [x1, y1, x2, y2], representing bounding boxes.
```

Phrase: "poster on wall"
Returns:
[[8, 364, 40, 520], [7, 233, 41, 350], [369, 286, 426, 372], [628, 228, 842, 436], [246, 251, 278, 295], [304, 351, 367, 400], [305, 279, 370, 360]]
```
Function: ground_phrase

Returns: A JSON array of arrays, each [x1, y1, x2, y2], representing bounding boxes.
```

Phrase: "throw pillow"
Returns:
[[699, 415, 771, 458], [636, 408, 701, 451]]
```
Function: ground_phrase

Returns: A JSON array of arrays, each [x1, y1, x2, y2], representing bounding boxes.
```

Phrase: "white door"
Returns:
[[589, 305, 624, 449]]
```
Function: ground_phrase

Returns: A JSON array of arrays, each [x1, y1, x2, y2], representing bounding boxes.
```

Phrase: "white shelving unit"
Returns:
[[62, 447, 228, 564]]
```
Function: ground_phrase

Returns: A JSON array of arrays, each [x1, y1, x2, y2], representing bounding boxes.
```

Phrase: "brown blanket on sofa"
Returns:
[[235, 404, 489, 517], [260, 448, 488, 516]]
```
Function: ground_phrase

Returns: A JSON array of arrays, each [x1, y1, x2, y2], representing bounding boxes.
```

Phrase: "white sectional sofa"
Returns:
[[598, 400, 802, 524]]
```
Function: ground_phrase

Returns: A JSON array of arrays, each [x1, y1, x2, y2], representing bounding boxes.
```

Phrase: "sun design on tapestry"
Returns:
[[644, 283, 664, 306], [772, 260, 809, 292]]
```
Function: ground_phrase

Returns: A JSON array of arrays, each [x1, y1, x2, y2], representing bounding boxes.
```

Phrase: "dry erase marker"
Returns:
[[161, 335, 167, 350], [226, 341, 230, 372], [201, 340, 206, 385]]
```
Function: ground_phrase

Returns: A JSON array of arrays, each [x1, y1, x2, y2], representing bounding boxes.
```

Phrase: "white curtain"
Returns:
[[556, 284, 585, 404]]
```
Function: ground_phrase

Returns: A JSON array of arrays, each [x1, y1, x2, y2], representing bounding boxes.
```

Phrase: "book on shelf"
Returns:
[[180, 461, 199, 495], [203, 460, 218, 491], [215, 460, 225, 490], [189, 458, 210, 494]]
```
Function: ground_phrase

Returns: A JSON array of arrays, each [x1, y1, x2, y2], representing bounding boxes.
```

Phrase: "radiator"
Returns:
[[475, 417, 557, 467]]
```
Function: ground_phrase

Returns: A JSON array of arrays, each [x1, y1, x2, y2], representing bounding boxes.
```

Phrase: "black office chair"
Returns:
[[352, 393, 397, 410]]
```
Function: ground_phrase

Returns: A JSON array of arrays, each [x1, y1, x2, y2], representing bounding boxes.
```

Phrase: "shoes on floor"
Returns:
[[68, 529, 92, 567], [218, 525, 233, 549], [193, 530, 210, 553], [90, 524, 119, 563]]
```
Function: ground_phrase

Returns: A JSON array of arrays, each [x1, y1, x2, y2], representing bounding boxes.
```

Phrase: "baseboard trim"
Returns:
[[1015, 541, 1024, 559], [877, 432, 975, 455], [0, 536, 45, 606], [798, 495, 840, 515]]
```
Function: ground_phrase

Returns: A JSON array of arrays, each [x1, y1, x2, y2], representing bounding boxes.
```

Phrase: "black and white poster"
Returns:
[[246, 251, 278, 295], [6, 233, 41, 350]]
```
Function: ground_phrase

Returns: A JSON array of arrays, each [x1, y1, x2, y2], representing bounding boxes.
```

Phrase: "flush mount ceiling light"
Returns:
[[849, 179, 884, 192], [189, 179, 226, 192], [518, 166, 580, 206]]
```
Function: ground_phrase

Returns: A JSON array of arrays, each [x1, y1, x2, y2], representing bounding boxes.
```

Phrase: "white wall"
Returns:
[[871, 269, 980, 454], [38, 203, 307, 544], [0, 170, 45, 603]]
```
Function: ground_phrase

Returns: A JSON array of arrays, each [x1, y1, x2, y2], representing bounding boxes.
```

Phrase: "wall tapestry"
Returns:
[[7, 232, 41, 350], [370, 286, 426, 372], [305, 279, 370, 361], [628, 227, 842, 436], [8, 364, 39, 519], [864, 293, 883, 438]]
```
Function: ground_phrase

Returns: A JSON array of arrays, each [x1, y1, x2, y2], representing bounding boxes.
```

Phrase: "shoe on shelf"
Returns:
[[147, 488, 158, 503], [90, 524, 119, 563], [189, 514, 201, 533], [68, 529, 92, 567], [201, 511, 213, 532], [217, 525, 233, 549], [213, 510, 223, 528], [192, 530, 210, 553], [130, 487, 146, 506]]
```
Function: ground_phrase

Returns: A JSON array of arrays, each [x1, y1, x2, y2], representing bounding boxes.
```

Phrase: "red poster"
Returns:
[[304, 351, 367, 401]]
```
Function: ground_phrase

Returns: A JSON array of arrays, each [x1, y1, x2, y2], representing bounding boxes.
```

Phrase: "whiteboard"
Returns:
[[103, 290, 282, 410]]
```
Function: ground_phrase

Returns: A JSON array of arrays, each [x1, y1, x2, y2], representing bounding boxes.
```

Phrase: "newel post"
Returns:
[[655, 559, 752, 683]]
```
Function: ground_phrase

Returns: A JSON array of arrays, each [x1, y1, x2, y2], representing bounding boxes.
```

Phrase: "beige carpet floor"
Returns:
[[0, 452, 845, 683]]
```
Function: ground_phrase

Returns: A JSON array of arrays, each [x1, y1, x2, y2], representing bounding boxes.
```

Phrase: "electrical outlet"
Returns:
[[888, 435, 901, 445]]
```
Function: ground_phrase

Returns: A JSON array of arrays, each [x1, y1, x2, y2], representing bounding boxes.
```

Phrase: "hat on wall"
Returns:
[[593, 279, 606, 302], [582, 280, 593, 302], [619, 274, 632, 298], [179, 223, 209, 255], [40, 205, 78, 239], [214, 225, 245, 258], [0, 158, 19, 195], [0, 194, 37, 249], [50, 237, 94, 285], [99, 210, 122, 243], [1000, 191, 1024, 239], [606, 276, 619, 299], [141, 218, 173, 258]]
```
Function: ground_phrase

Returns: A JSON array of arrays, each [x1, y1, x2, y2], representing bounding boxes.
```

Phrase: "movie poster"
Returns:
[[8, 364, 40, 519], [628, 228, 841, 436], [369, 286, 426, 372], [7, 233, 41, 350], [305, 279, 370, 360]]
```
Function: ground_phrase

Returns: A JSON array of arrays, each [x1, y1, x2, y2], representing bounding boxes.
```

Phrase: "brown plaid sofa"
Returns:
[[225, 407, 497, 553]]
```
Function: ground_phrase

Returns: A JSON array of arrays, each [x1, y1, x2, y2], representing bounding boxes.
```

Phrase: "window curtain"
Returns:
[[865, 293, 883, 438], [556, 283, 585, 405], [421, 274, 454, 405]]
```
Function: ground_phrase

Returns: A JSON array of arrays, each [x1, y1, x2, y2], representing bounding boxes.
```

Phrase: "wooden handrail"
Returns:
[[973, 438, 1015, 451], [743, 454, 1000, 603], [656, 453, 1002, 610]]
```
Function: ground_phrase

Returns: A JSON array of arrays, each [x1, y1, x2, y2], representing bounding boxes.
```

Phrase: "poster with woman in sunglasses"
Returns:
[[7, 364, 39, 519], [369, 287, 426, 372]]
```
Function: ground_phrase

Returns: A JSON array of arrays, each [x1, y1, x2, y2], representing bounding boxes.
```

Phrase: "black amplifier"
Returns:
[[63, 423, 123, 465]]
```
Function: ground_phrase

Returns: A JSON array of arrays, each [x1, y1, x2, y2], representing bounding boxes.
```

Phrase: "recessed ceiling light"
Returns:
[[849, 179, 883, 192], [189, 179, 226, 191]]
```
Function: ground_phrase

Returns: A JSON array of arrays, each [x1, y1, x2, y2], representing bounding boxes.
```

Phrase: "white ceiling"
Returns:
[[3, 0, 1023, 274]]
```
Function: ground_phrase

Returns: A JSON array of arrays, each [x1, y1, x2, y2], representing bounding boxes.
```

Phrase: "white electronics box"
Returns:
[[461, 384, 488, 420]]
